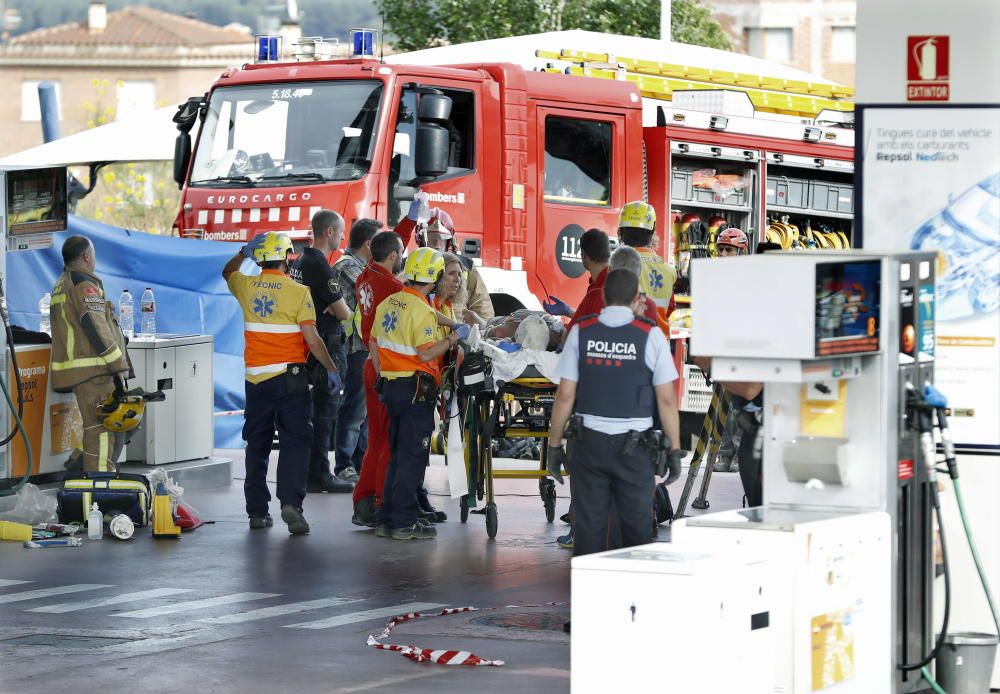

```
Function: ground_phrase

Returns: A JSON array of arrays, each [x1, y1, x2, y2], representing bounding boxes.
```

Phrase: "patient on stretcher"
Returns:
[[481, 310, 565, 351]]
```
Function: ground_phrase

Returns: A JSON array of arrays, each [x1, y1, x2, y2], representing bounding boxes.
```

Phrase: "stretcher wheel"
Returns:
[[431, 431, 446, 455], [485, 502, 498, 539], [460, 495, 469, 524], [540, 478, 557, 523]]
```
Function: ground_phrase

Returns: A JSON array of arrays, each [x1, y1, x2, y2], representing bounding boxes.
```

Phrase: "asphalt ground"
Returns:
[[0, 451, 744, 694]]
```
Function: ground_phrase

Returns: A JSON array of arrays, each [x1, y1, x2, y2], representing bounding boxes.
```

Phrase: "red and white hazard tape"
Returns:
[[366, 602, 566, 667]]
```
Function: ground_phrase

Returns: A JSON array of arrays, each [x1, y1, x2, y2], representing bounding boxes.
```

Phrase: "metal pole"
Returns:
[[38, 82, 61, 143]]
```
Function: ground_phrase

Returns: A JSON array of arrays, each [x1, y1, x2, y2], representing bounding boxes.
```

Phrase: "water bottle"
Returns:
[[38, 292, 51, 336], [87, 503, 103, 540], [139, 287, 156, 339], [118, 289, 134, 340], [414, 191, 431, 224]]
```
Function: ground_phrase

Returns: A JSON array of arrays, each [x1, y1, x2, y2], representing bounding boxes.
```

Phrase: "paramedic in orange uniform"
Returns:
[[369, 248, 469, 540], [223, 232, 341, 535]]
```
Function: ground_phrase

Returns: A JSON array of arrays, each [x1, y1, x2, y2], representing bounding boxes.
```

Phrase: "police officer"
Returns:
[[223, 232, 341, 534], [289, 210, 354, 493], [50, 235, 132, 472], [369, 247, 469, 540], [618, 201, 676, 333], [547, 269, 683, 557]]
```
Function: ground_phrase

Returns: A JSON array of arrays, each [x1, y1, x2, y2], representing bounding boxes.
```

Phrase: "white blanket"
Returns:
[[480, 341, 561, 385]]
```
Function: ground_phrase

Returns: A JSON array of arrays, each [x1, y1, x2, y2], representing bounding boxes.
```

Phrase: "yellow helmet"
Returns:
[[403, 247, 445, 283], [96, 393, 145, 433], [253, 232, 293, 263], [618, 201, 656, 231]]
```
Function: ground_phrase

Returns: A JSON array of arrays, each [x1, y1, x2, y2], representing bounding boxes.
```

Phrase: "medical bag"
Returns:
[[57, 471, 151, 527], [458, 351, 494, 395]]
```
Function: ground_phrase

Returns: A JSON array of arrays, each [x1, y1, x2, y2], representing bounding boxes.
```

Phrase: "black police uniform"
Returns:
[[289, 247, 348, 487], [571, 314, 659, 557]]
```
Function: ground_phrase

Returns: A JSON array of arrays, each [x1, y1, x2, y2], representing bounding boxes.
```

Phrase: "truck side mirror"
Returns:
[[413, 92, 452, 180], [417, 93, 452, 122], [414, 125, 449, 178], [173, 132, 191, 187]]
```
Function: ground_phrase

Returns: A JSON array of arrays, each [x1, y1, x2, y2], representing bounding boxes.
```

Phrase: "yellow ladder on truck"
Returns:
[[535, 48, 854, 119]]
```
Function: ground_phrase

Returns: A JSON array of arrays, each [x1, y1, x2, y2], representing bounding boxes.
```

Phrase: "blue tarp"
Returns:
[[6, 216, 254, 448]]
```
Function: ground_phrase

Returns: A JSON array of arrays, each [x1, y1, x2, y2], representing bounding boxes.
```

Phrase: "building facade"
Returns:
[[712, 0, 857, 86], [0, 3, 250, 157]]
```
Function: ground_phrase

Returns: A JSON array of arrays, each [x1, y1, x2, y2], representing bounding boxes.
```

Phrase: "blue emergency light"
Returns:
[[350, 28, 376, 58], [255, 35, 281, 63]]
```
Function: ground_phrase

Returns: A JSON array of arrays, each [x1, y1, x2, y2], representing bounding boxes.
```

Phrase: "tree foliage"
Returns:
[[377, 0, 732, 53]]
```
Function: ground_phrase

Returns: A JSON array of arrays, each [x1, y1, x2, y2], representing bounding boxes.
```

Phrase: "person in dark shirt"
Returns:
[[289, 210, 353, 493]]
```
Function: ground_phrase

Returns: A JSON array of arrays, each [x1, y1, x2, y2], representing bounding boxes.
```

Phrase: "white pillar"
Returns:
[[660, 0, 671, 42]]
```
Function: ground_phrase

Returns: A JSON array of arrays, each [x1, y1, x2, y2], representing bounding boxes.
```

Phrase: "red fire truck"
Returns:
[[172, 36, 854, 312], [171, 35, 855, 420]]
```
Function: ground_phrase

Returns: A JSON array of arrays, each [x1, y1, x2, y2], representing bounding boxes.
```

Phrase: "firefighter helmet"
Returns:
[[96, 393, 145, 433], [404, 247, 445, 284], [425, 209, 454, 239], [618, 201, 656, 231], [253, 232, 293, 263], [717, 227, 749, 252]]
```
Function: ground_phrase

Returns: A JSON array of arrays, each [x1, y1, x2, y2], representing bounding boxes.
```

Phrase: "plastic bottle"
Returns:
[[414, 191, 431, 224], [38, 292, 51, 336], [118, 289, 135, 340], [87, 503, 103, 540], [139, 287, 156, 339]]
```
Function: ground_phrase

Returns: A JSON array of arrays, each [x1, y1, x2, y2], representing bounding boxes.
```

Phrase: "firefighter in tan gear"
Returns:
[[50, 235, 132, 472], [617, 201, 676, 334]]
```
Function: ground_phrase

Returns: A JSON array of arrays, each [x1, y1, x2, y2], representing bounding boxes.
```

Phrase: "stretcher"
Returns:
[[458, 364, 563, 539]]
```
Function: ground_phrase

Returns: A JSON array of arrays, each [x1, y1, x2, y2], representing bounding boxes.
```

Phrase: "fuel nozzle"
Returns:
[[924, 383, 959, 480], [905, 382, 937, 482]]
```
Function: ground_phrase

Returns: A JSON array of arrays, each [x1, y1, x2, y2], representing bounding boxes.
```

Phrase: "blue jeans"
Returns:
[[334, 349, 368, 474], [375, 377, 434, 530], [243, 375, 312, 517]]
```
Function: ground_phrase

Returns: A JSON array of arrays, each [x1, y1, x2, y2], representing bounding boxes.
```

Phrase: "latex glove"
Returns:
[[542, 295, 573, 317], [406, 194, 430, 222], [327, 368, 342, 393], [241, 234, 267, 260], [452, 324, 472, 342], [497, 340, 521, 353], [546, 444, 567, 485], [661, 449, 686, 486]]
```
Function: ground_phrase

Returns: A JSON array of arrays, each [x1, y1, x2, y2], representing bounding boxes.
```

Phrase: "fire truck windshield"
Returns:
[[189, 80, 383, 186]]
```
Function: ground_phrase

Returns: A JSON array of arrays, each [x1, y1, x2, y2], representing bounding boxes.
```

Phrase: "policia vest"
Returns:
[[575, 315, 655, 420]]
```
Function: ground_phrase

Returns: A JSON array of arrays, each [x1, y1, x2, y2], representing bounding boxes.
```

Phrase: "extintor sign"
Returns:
[[906, 36, 950, 102]]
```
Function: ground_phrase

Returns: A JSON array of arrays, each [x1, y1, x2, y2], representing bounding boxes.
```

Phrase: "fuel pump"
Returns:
[[668, 251, 996, 693]]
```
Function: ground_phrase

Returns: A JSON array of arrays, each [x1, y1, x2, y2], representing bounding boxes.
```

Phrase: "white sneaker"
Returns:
[[336, 466, 359, 483]]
